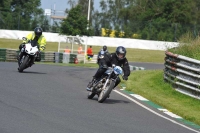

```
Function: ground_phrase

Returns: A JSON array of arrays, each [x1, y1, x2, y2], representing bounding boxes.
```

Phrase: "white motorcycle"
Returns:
[[18, 37, 39, 72]]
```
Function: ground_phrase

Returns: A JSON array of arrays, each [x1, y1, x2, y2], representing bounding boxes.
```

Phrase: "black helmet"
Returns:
[[116, 46, 126, 60], [34, 27, 43, 37], [103, 45, 107, 51]]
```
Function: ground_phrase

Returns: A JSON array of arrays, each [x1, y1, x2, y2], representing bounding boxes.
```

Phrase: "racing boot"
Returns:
[[86, 77, 96, 91]]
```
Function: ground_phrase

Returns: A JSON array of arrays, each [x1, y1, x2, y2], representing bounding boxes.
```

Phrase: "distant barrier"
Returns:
[[0, 48, 80, 63], [0, 48, 145, 71], [0, 48, 102, 64], [164, 51, 200, 99]]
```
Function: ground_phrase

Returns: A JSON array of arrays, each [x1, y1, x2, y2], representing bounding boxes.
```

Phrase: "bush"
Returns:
[[168, 32, 200, 60]]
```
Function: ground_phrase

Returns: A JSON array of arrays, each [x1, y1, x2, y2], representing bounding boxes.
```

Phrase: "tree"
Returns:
[[77, 0, 94, 16], [0, 0, 13, 29], [52, 21, 60, 33], [99, 0, 110, 29], [0, 0, 44, 30], [78, 0, 94, 29], [41, 16, 50, 32], [30, 8, 46, 30], [67, 0, 77, 9], [30, 12, 50, 32], [60, 5, 92, 36], [92, 10, 101, 36], [113, 0, 200, 41]]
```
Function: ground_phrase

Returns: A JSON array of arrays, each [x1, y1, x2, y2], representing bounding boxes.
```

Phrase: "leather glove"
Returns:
[[40, 46, 45, 51], [123, 76, 128, 80], [22, 40, 26, 44]]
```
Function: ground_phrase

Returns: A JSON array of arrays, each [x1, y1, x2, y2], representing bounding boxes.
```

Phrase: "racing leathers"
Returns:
[[97, 49, 109, 64]]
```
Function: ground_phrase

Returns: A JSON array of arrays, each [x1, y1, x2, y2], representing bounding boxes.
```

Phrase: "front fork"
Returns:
[[102, 78, 110, 90], [102, 73, 113, 90]]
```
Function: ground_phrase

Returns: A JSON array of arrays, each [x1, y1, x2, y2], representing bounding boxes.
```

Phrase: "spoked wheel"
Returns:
[[98, 80, 115, 103]]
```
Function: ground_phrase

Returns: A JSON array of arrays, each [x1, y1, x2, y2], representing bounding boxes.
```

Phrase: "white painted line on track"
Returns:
[[158, 108, 182, 119], [130, 94, 149, 101], [114, 90, 200, 133]]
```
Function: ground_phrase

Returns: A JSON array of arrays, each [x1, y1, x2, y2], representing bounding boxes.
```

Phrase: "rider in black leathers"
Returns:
[[87, 46, 130, 91]]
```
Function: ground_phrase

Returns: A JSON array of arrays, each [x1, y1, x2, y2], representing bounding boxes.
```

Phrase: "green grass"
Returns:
[[168, 32, 200, 60], [124, 70, 200, 125], [0, 38, 165, 63], [0, 38, 22, 49]]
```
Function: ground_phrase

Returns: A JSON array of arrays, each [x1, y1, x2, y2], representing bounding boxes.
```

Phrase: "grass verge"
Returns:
[[168, 32, 200, 60], [0, 38, 165, 63]]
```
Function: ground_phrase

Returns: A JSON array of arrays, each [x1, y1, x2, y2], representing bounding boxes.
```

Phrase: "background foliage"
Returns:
[[1, 0, 200, 41]]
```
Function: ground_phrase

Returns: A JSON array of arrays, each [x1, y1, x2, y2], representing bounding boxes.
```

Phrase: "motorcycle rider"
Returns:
[[87, 46, 130, 91], [97, 45, 109, 64], [18, 27, 46, 66]]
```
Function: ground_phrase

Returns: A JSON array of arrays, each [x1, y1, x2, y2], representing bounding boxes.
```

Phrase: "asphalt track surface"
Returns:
[[0, 62, 199, 133]]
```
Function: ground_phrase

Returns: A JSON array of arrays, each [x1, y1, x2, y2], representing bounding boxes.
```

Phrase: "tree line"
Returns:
[[1, 0, 200, 41]]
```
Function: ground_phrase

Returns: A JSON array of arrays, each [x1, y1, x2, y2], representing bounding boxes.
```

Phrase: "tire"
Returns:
[[18, 59, 21, 67], [87, 92, 96, 99], [18, 56, 29, 72], [98, 80, 115, 103]]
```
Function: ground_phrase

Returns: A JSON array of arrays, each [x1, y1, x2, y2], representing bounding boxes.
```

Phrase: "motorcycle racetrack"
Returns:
[[0, 62, 199, 133]]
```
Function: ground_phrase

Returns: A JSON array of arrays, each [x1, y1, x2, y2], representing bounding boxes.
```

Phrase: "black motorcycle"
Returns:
[[87, 65, 124, 103]]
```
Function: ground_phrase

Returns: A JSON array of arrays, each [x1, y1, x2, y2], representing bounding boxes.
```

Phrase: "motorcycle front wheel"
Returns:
[[98, 80, 115, 103], [18, 56, 29, 72]]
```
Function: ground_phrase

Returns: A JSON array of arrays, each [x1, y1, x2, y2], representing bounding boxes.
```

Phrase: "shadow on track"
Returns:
[[102, 99, 130, 104], [18, 71, 47, 74], [89, 97, 130, 104]]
